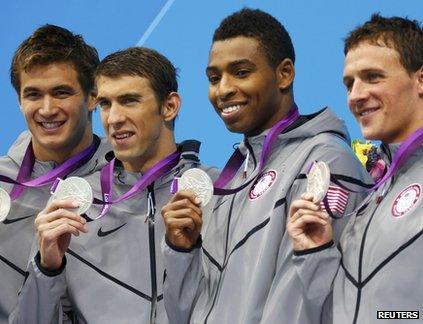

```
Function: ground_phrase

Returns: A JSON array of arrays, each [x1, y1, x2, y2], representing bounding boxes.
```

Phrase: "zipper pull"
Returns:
[[144, 191, 156, 223], [243, 150, 250, 178]]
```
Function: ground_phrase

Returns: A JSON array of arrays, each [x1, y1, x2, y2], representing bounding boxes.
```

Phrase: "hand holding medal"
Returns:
[[286, 161, 333, 251], [35, 176, 91, 271]]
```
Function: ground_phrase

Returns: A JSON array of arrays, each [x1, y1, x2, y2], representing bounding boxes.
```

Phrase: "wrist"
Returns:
[[35, 251, 67, 276], [165, 235, 202, 253], [293, 240, 334, 256]]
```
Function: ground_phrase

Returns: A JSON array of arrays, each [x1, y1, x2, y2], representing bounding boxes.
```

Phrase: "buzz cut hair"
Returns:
[[212, 8, 295, 68]]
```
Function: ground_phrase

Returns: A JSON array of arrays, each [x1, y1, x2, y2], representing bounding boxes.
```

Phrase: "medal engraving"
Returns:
[[50, 177, 93, 215], [179, 168, 213, 207], [306, 161, 330, 203]]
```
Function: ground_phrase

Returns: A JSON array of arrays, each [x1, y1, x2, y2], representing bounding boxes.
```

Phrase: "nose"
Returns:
[[38, 95, 58, 117], [348, 80, 368, 110], [106, 103, 126, 127], [216, 74, 236, 101]]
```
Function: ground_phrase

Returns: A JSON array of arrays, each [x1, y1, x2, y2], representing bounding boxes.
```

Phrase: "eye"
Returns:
[[365, 72, 381, 83], [207, 74, 220, 85], [97, 99, 110, 110], [343, 78, 353, 93], [22, 91, 40, 100], [121, 97, 138, 106], [235, 69, 250, 78], [54, 89, 73, 99]]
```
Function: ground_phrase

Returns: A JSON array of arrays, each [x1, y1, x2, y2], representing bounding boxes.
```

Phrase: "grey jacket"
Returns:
[[295, 143, 423, 324], [0, 131, 109, 324], [162, 108, 372, 324], [10, 140, 219, 324]]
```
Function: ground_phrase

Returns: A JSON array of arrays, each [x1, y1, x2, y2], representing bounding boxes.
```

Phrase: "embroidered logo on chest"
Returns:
[[249, 170, 277, 200], [391, 183, 421, 218]]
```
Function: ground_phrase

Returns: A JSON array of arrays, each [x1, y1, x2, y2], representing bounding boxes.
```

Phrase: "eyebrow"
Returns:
[[22, 87, 39, 94], [117, 93, 142, 100], [96, 92, 143, 102], [206, 59, 255, 74], [22, 84, 75, 93]]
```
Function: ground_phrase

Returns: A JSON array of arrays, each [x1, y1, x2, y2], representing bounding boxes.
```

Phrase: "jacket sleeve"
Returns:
[[162, 238, 204, 324], [260, 135, 372, 323], [8, 253, 72, 324]]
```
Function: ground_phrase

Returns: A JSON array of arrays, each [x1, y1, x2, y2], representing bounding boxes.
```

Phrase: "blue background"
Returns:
[[1, 0, 422, 167]]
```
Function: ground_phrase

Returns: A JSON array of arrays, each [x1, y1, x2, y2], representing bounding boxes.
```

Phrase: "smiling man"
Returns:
[[161, 8, 371, 324], [287, 14, 423, 324], [10, 47, 218, 324], [0, 25, 109, 322]]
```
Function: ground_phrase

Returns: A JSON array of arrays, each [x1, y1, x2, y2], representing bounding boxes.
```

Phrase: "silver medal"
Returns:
[[0, 187, 11, 222], [179, 168, 213, 207], [50, 177, 93, 215], [306, 161, 330, 203]]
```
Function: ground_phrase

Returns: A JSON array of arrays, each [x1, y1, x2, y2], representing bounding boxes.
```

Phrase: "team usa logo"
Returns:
[[391, 183, 421, 218], [249, 170, 277, 200]]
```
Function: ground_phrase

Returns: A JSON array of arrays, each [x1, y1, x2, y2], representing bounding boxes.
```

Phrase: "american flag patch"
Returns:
[[320, 185, 349, 215]]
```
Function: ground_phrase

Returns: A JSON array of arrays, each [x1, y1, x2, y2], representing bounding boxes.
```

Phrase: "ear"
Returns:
[[87, 91, 97, 113], [416, 65, 423, 97], [161, 92, 181, 123], [276, 58, 295, 91]]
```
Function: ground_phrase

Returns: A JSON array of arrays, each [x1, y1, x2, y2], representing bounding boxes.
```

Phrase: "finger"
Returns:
[[300, 193, 315, 201], [43, 199, 80, 214], [162, 198, 202, 218], [289, 199, 320, 219], [35, 208, 86, 228], [292, 214, 328, 228], [163, 208, 202, 232], [170, 190, 201, 205], [166, 217, 197, 233], [38, 218, 87, 236], [290, 208, 328, 223], [39, 223, 81, 245]]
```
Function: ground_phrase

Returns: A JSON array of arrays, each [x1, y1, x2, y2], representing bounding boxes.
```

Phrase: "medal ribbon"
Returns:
[[92, 151, 180, 219], [212, 105, 300, 195], [0, 141, 97, 200], [370, 127, 423, 191]]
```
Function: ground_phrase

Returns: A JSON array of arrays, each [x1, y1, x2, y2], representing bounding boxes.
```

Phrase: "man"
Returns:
[[161, 8, 371, 324], [287, 14, 423, 324], [10, 47, 218, 323], [0, 25, 109, 322]]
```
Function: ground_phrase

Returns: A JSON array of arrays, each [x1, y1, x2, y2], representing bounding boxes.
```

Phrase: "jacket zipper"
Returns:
[[147, 184, 158, 324]]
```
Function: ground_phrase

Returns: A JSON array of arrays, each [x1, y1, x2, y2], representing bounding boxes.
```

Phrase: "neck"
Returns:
[[33, 129, 94, 164], [122, 139, 177, 173]]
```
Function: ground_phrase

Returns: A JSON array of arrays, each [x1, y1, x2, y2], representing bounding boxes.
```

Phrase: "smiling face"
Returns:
[[97, 75, 178, 172], [343, 42, 423, 143], [19, 62, 94, 162], [206, 36, 293, 136]]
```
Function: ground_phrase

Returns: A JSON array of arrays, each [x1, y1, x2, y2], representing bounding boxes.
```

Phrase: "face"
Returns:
[[19, 62, 94, 162], [206, 36, 290, 136], [97, 75, 176, 172], [343, 42, 423, 143]]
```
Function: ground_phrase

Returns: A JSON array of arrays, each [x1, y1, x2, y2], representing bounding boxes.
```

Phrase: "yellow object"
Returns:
[[351, 140, 373, 167]]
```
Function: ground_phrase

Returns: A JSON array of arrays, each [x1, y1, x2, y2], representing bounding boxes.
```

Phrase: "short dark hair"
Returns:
[[213, 8, 295, 68], [95, 47, 178, 106], [344, 13, 423, 73], [10, 24, 99, 97]]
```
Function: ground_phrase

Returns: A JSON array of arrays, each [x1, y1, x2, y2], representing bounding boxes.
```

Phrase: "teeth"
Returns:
[[115, 133, 132, 139], [360, 109, 377, 116], [222, 105, 242, 113], [41, 122, 62, 129]]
